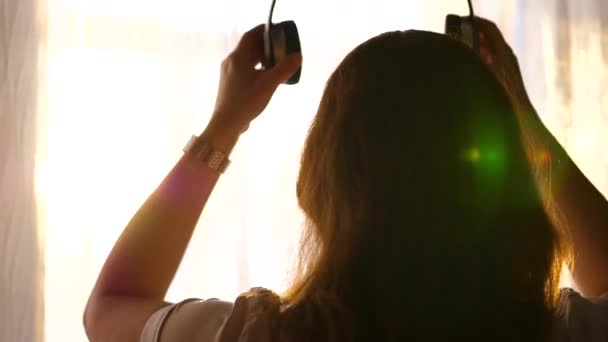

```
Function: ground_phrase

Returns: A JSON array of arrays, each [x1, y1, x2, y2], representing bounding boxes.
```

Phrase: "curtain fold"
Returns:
[[0, 0, 44, 341]]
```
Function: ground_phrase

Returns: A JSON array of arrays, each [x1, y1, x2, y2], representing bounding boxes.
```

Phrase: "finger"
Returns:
[[470, 16, 500, 33], [260, 52, 302, 86], [234, 24, 266, 64], [479, 47, 494, 65], [463, 16, 498, 36], [469, 16, 504, 51], [237, 24, 265, 50]]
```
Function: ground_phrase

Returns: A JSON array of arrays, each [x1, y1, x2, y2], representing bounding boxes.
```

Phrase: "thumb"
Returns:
[[262, 53, 302, 85]]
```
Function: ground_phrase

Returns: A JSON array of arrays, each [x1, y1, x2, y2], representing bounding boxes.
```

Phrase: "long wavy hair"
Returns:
[[279, 30, 566, 342]]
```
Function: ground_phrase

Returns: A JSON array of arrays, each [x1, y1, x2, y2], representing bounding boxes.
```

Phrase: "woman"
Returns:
[[84, 17, 608, 342]]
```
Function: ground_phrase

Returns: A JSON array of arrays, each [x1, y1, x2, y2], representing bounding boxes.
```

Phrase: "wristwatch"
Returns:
[[183, 135, 231, 174]]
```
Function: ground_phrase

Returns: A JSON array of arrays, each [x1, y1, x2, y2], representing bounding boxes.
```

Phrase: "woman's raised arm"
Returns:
[[83, 24, 302, 342], [474, 16, 608, 298]]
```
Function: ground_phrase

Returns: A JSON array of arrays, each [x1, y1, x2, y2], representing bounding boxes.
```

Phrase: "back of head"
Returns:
[[285, 30, 562, 342]]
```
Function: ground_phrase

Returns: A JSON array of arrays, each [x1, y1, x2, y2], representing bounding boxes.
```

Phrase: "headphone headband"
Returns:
[[262, 0, 479, 85]]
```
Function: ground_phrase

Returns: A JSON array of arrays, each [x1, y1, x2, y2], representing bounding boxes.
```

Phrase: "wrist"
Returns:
[[200, 120, 242, 153]]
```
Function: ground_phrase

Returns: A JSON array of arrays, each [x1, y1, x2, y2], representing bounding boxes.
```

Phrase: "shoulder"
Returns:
[[140, 288, 282, 342], [553, 288, 608, 342], [140, 298, 234, 342], [218, 288, 283, 342]]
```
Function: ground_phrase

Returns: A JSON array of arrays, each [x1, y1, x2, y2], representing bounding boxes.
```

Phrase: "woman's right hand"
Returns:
[[468, 16, 554, 191], [467, 16, 531, 109]]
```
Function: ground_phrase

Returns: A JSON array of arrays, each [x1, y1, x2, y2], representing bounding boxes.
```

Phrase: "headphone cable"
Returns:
[[467, 0, 479, 50], [266, 0, 277, 65]]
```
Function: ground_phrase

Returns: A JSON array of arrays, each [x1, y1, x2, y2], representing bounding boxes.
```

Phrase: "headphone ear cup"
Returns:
[[445, 14, 462, 40], [263, 24, 275, 69], [280, 20, 301, 84], [445, 14, 478, 52], [265, 21, 301, 84]]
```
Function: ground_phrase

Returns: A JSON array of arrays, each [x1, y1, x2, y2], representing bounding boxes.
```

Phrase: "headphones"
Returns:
[[262, 0, 478, 85], [263, 0, 302, 85], [445, 0, 479, 52]]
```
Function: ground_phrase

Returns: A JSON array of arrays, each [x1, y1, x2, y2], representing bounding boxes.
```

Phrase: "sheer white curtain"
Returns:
[[0, 0, 596, 341], [0, 0, 44, 341]]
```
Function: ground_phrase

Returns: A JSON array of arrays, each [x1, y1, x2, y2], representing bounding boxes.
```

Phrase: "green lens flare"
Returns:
[[462, 144, 505, 170], [464, 148, 481, 162], [459, 112, 511, 210]]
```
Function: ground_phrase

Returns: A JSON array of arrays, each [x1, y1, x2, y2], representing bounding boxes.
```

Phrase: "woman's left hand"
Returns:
[[209, 24, 303, 137]]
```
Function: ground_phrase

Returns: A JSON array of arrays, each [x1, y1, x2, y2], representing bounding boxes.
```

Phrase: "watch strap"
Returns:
[[183, 135, 231, 174]]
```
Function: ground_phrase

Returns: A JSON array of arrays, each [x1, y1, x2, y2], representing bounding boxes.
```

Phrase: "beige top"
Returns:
[[141, 288, 608, 342]]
